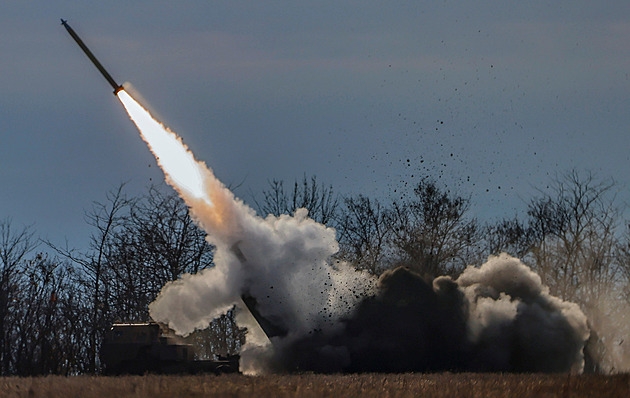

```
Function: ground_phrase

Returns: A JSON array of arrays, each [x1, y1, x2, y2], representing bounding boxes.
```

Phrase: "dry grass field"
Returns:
[[0, 373, 628, 398]]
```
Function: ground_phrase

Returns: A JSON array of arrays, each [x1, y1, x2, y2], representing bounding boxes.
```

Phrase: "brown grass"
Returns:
[[0, 373, 628, 398]]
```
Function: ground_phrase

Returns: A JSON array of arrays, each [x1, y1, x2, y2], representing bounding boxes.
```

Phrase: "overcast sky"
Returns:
[[2, 1, 629, 250]]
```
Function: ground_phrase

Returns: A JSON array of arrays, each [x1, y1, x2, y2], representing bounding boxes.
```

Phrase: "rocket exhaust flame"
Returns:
[[117, 90, 208, 203]]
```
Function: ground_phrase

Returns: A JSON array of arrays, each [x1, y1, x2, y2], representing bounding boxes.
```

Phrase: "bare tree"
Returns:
[[106, 185, 214, 323], [47, 184, 132, 372], [337, 195, 393, 274], [387, 179, 481, 278], [12, 255, 86, 375], [0, 220, 88, 375], [0, 219, 36, 374], [483, 217, 533, 259], [254, 175, 339, 226], [524, 171, 618, 304]]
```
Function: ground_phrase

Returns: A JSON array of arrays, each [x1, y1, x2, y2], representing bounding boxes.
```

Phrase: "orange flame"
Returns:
[[117, 89, 245, 244]]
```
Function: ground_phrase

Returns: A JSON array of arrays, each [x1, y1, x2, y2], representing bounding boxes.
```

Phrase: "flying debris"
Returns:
[[60, 19, 123, 95]]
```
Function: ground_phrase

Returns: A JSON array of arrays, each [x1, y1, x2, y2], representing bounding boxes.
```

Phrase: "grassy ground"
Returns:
[[0, 373, 628, 398]]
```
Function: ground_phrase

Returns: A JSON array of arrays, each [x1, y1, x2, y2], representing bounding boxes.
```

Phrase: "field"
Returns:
[[1, 373, 629, 398]]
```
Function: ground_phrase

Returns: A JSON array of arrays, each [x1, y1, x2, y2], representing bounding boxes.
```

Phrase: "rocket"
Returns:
[[61, 19, 123, 95]]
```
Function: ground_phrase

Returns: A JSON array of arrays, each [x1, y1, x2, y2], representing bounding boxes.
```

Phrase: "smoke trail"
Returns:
[[117, 89, 589, 374]]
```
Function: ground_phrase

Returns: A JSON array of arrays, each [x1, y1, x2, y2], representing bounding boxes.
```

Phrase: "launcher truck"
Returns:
[[100, 322, 239, 375], [100, 295, 283, 375], [100, 245, 286, 375]]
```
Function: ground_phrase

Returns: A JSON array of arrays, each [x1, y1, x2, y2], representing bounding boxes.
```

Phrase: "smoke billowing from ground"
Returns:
[[118, 89, 589, 374], [272, 254, 589, 373]]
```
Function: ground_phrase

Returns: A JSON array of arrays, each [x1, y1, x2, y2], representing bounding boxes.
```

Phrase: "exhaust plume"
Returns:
[[117, 89, 589, 374]]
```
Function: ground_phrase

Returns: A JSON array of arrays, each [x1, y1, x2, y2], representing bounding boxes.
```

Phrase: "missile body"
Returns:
[[61, 19, 123, 95]]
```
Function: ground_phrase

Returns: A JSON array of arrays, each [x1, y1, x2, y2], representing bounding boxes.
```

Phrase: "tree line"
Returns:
[[1, 171, 629, 375]]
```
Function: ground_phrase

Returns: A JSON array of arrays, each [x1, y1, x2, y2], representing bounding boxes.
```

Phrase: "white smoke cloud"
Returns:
[[456, 253, 590, 373], [149, 202, 376, 334]]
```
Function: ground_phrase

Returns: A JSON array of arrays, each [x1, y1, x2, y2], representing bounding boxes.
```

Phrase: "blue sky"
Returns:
[[2, 1, 629, 249]]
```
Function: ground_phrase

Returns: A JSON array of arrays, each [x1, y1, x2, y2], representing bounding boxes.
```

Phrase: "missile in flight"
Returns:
[[61, 19, 123, 95]]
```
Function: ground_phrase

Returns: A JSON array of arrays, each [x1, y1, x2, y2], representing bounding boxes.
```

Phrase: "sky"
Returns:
[[2, 1, 629, 251]]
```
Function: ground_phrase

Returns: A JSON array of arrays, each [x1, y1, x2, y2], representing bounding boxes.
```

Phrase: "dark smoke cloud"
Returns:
[[266, 254, 589, 373]]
